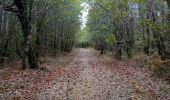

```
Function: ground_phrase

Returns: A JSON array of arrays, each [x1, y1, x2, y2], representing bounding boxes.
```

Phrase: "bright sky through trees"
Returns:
[[80, 2, 90, 29]]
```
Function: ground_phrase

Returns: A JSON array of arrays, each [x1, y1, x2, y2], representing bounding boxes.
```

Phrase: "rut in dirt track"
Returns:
[[37, 48, 170, 100]]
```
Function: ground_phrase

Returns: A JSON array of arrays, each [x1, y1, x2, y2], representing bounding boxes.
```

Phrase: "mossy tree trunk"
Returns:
[[1, 0, 38, 69]]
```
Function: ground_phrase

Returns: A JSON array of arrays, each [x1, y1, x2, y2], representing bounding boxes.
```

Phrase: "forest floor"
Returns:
[[0, 48, 170, 100]]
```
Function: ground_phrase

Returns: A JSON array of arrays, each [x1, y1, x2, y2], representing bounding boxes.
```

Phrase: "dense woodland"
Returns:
[[0, 0, 170, 99], [86, 0, 170, 60], [0, 0, 81, 69], [0, 0, 170, 68]]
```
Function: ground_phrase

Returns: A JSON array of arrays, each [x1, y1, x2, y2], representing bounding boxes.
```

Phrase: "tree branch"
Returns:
[[0, 2, 18, 13], [93, 2, 115, 24]]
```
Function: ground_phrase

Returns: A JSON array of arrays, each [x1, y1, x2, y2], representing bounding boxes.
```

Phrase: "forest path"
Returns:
[[36, 48, 170, 100]]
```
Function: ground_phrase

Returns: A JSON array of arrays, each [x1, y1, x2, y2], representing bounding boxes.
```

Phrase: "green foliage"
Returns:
[[105, 33, 116, 45], [0, 0, 82, 66], [76, 28, 91, 47]]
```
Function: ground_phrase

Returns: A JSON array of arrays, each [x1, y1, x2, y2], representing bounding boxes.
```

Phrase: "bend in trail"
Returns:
[[37, 48, 170, 100]]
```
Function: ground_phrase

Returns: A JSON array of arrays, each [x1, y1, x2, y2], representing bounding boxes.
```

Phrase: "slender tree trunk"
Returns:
[[151, 11, 166, 60], [115, 24, 123, 60], [167, 0, 170, 9], [126, 17, 134, 58], [144, 0, 152, 55]]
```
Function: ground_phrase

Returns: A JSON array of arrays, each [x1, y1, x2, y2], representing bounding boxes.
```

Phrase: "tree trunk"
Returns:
[[16, 0, 38, 69], [100, 45, 104, 55], [151, 11, 166, 60], [167, 0, 170, 9], [144, 0, 152, 55], [114, 24, 123, 60], [126, 17, 134, 58], [115, 26, 123, 60]]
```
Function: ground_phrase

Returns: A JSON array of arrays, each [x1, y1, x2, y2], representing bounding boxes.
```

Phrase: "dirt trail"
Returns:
[[36, 48, 170, 100]]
